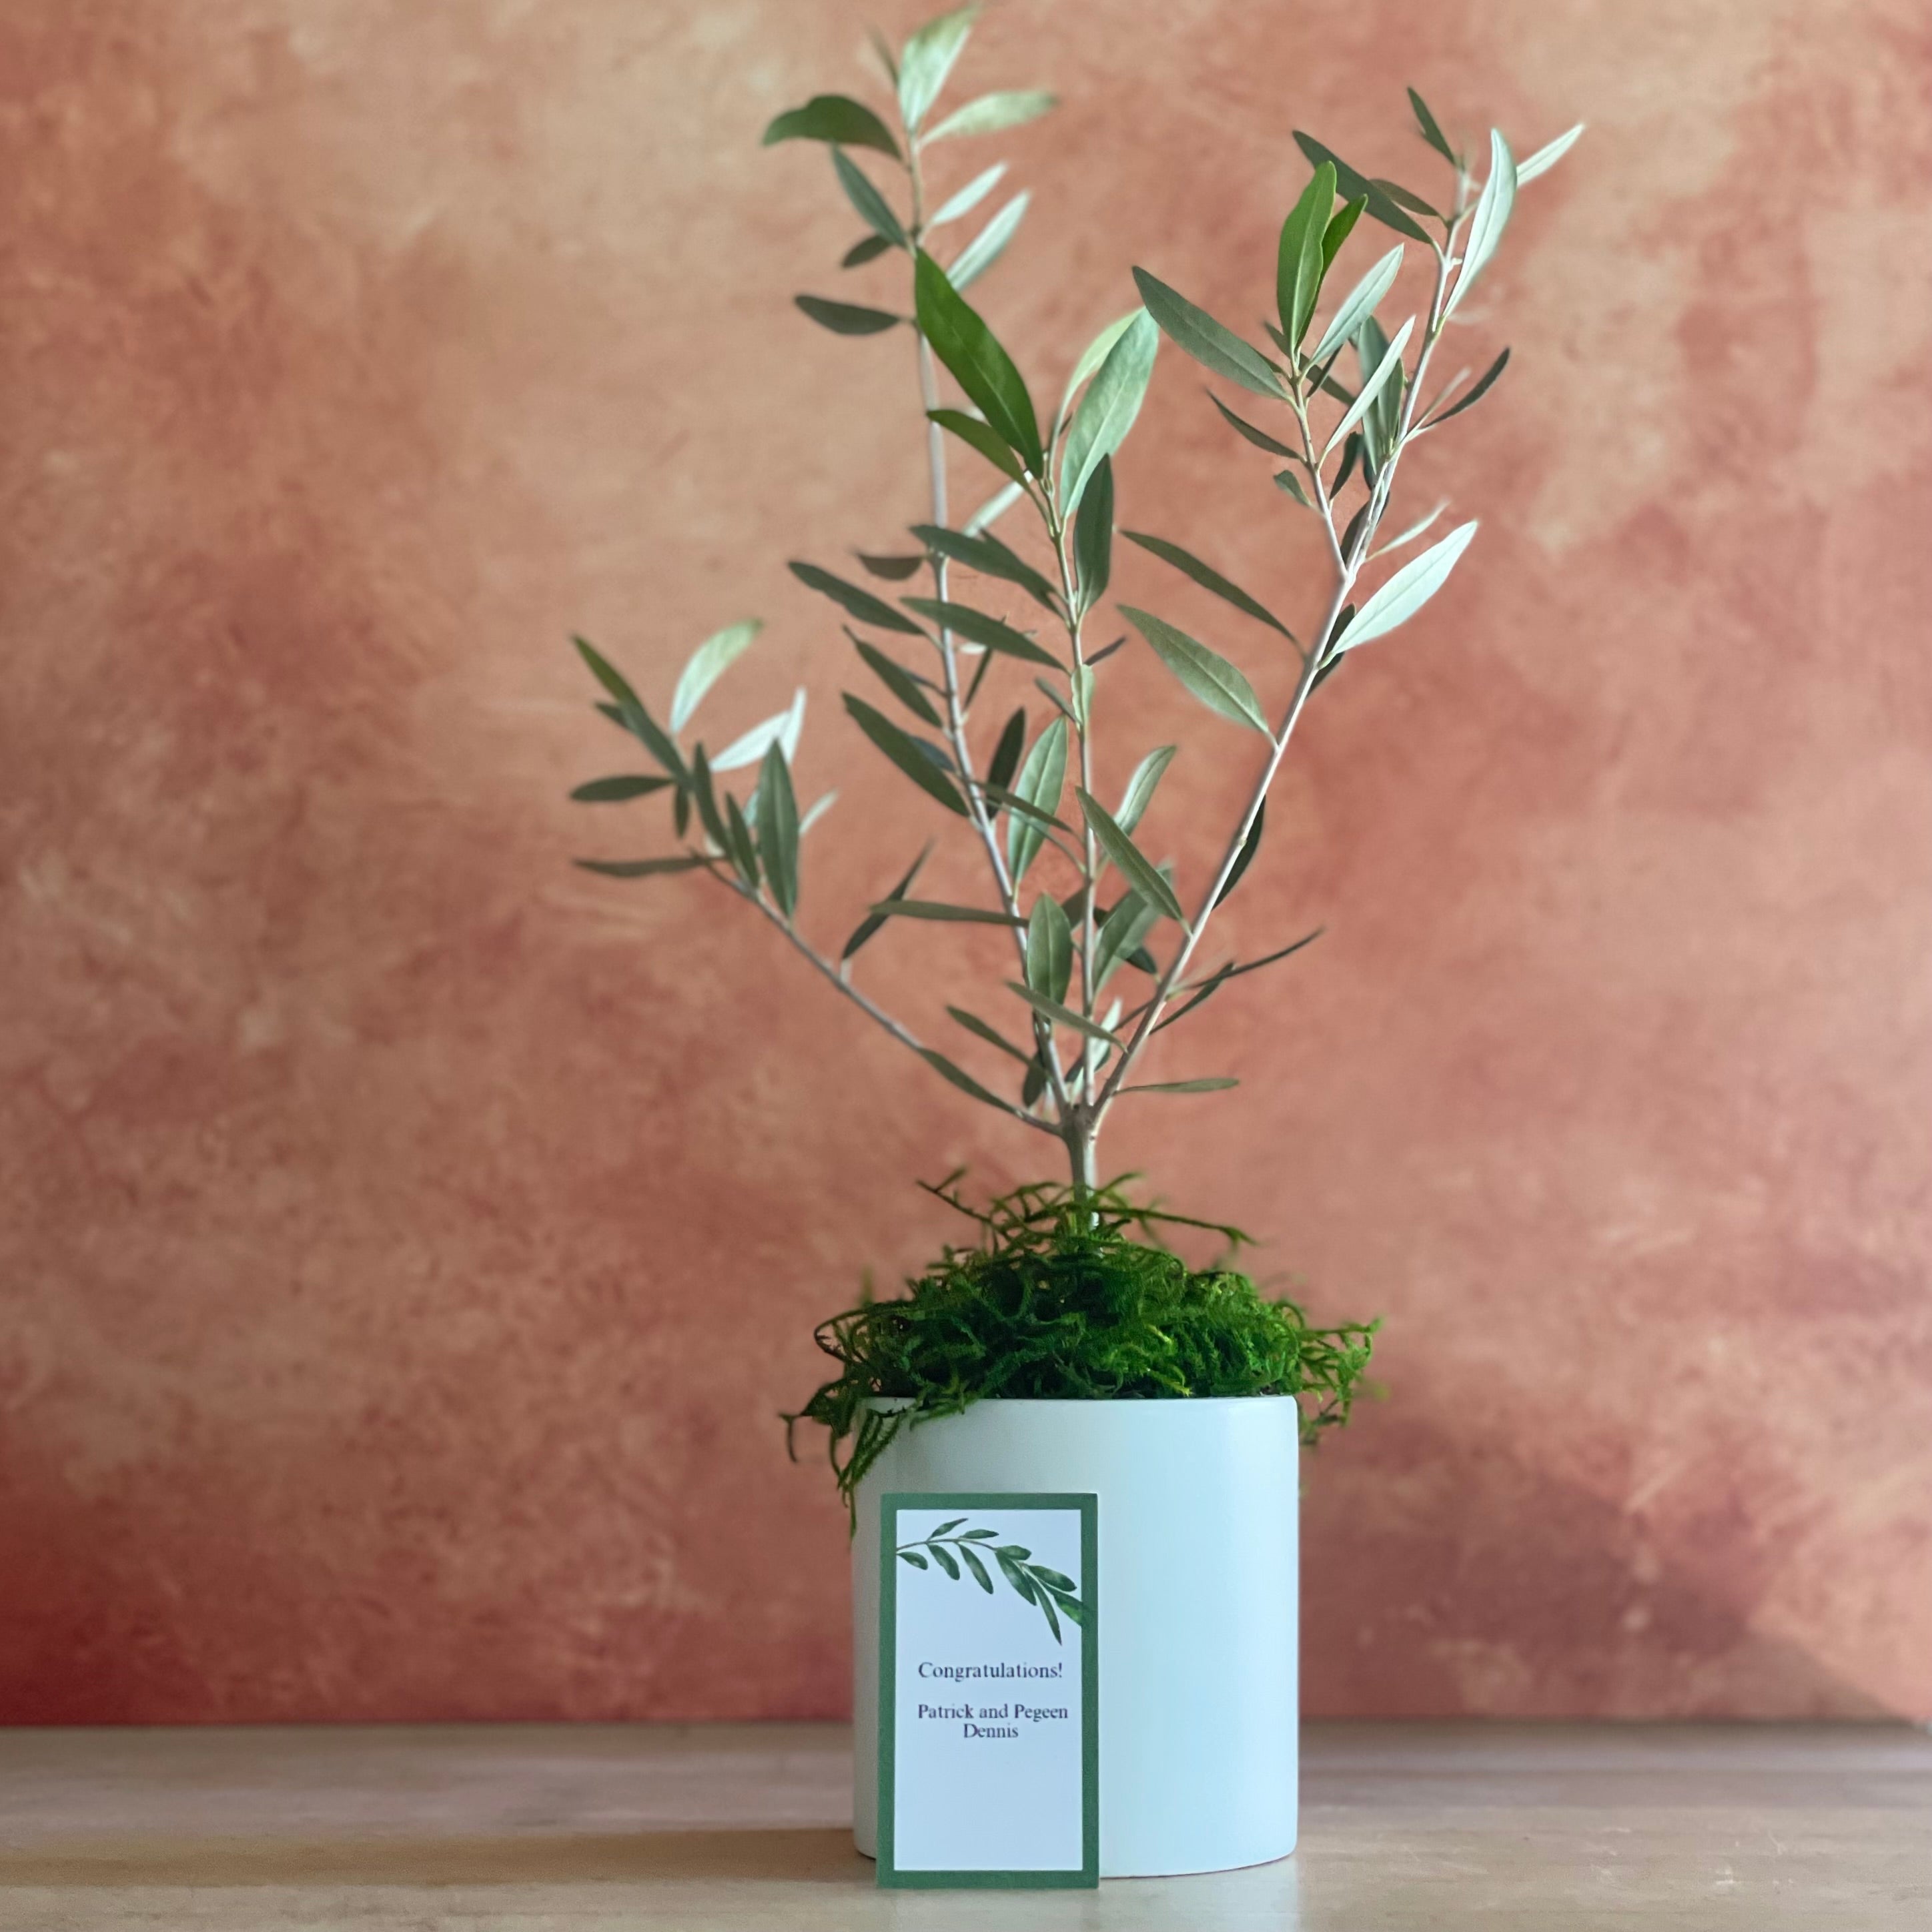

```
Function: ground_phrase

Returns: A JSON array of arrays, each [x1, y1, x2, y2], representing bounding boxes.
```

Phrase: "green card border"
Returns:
[[877, 1490, 1099, 1890]]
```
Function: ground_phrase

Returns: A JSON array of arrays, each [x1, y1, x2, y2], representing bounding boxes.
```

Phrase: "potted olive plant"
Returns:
[[562, 5, 1577, 1878]]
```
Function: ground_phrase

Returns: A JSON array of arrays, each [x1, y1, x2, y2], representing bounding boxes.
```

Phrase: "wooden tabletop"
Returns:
[[3, 1721, 1927, 1928]]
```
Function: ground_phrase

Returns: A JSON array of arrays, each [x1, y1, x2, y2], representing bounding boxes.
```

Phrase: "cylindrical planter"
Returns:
[[851, 1396, 1299, 1878]]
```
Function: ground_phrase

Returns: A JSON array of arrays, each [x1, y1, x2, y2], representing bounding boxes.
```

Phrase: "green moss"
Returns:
[[786, 1176, 1376, 1515]]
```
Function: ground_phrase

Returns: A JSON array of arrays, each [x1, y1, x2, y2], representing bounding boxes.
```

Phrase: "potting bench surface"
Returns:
[[1, 1721, 1927, 1929]]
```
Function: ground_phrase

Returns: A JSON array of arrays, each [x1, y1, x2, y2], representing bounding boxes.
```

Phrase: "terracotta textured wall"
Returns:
[[3, 0, 1929, 1725]]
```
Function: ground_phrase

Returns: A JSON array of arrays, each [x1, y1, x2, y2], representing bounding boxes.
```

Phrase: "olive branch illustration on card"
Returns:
[[895, 1519, 1085, 1643]]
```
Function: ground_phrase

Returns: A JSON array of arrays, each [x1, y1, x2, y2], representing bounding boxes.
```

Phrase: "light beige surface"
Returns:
[[1, 1723, 1929, 1929]]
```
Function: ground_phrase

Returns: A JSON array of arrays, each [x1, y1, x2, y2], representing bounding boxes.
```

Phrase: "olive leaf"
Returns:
[[948, 192, 1028, 292], [1446, 131, 1516, 316], [1120, 606, 1271, 736], [842, 843, 933, 959], [570, 775, 674, 803], [928, 408, 1027, 483], [1516, 123, 1584, 185], [1208, 391, 1299, 458], [1059, 310, 1159, 516], [949, 1005, 1033, 1062], [923, 90, 1056, 142], [1131, 268, 1283, 400], [1291, 131, 1432, 244], [1333, 521, 1478, 652], [1408, 87, 1459, 166], [573, 855, 704, 879], [1026, 893, 1074, 1004], [1323, 316, 1414, 460], [1276, 160, 1336, 351], [1121, 532, 1294, 640], [1076, 787, 1187, 924], [852, 633, 943, 727], [1214, 797, 1264, 905], [763, 94, 901, 161], [792, 560, 926, 634], [1310, 244, 1404, 367], [912, 524, 1058, 610], [897, 5, 977, 133], [1007, 715, 1068, 883], [1426, 347, 1509, 426], [830, 148, 907, 249], [915, 251, 1043, 472], [986, 707, 1027, 792], [929, 161, 1007, 227], [1072, 454, 1113, 614], [756, 742, 800, 918], [842, 693, 970, 814], [670, 618, 762, 733], [711, 688, 806, 772], [1115, 743, 1177, 835], [903, 597, 1062, 666], [1009, 979, 1122, 1046]]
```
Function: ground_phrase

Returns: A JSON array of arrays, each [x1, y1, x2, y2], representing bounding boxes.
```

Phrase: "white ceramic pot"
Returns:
[[851, 1395, 1300, 1878]]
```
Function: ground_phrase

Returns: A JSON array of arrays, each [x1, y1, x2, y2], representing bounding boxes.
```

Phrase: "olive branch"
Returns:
[[563, 6, 1580, 1199], [897, 1516, 1085, 1644]]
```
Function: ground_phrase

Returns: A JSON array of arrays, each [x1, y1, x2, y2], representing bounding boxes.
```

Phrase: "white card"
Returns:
[[877, 1492, 1097, 1889]]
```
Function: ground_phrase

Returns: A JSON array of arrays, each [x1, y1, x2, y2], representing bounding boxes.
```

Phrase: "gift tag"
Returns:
[[877, 1491, 1098, 1889]]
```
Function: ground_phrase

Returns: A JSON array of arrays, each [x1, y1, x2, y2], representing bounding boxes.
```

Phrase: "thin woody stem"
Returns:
[[1096, 223, 1468, 1119], [710, 863, 1055, 1135]]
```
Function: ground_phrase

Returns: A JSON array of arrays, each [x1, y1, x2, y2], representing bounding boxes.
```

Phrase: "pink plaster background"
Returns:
[[3, 0, 1929, 1724]]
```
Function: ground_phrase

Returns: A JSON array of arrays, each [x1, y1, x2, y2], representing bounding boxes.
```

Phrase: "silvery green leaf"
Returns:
[[1120, 606, 1272, 736], [903, 596, 1061, 666], [712, 687, 806, 771], [965, 480, 1025, 532], [1026, 893, 1073, 1005], [1426, 347, 1510, 426], [1515, 123, 1583, 185], [1007, 716, 1067, 882], [930, 161, 1007, 227], [842, 843, 931, 959], [1310, 244, 1404, 366], [795, 294, 900, 336], [853, 634, 943, 727], [1370, 499, 1448, 560], [1094, 888, 1161, 989], [1059, 310, 1158, 516], [915, 252, 1043, 470], [948, 1005, 1032, 1062], [1131, 269, 1284, 400], [791, 560, 926, 634], [670, 618, 761, 733], [1123, 1077, 1239, 1094], [1273, 466, 1313, 508], [831, 147, 908, 248], [1408, 87, 1459, 166], [1075, 788, 1187, 924], [947, 191, 1027, 291], [1121, 532, 1294, 640], [911, 523, 1057, 609], [1115, 745, 1176, 836], [842, 694, 970, 813], [897, 5, 977, 132], [1007, 979, 1121, 1045], [799, 791, 837, 836], [573, 636, 688, 784], [1334, 521, 1478, 652], [921, 1048, 1017, 1113], [1056, 310, 1140, 427], [1207, 391, 1298, 458], [923, 89, 1056, 142], [1071, 454, 1113, 614], [755, 742, 800, 917], [1292, 132, 1431, 244], [1322, 315, 1414, 460], [1446, 131, 1516, 316], [762, 95, 901, 161]]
